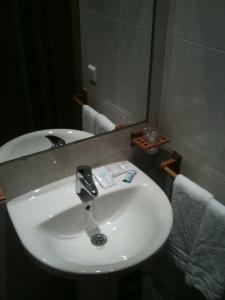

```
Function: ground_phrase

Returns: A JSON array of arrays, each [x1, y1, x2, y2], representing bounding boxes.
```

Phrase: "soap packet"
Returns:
[[106, 163, 127, 178], [123, 170, 137, 183], [93, 167, 116, 189]]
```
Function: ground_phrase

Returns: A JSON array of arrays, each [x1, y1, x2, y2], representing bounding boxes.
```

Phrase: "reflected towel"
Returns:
[[185, 199, 225, 300], [168, 174, 213, 271], [82, 105, 98, 134], [95, 113, 116, 135]]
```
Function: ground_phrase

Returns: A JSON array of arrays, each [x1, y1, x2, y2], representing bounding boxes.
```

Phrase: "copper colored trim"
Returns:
[[160, 151, 182, 178], [73, 96, 85, 107], [0, 187, 6, 202]]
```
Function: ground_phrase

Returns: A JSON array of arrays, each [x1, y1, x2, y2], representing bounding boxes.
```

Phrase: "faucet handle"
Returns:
[[76, 165, 98, 197], [76, 165, 93, 183]]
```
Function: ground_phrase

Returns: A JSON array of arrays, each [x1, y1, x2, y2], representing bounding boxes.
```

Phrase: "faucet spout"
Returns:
[[75, 166, 98, 202]]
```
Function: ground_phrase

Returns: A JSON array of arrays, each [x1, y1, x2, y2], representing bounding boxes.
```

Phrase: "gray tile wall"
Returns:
[[79, 0, 154, 124], [158, 0, 225, 204]]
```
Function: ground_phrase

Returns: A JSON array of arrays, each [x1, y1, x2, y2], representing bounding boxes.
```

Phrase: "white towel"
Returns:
[[168, 174, 213, 271], [95, 113, 116, 135], [82, 105, 98, 134], [185, 199, 225, 300]]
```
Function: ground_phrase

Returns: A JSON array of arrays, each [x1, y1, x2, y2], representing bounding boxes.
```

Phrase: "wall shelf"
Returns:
[[131, 128, 169, 151]]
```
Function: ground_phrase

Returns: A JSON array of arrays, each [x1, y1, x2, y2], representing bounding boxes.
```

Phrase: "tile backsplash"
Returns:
[[0, 124, 146, 199]]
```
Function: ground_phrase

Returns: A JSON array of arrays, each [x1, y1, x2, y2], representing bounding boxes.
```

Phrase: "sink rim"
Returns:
[[7, 161, 173, 276]]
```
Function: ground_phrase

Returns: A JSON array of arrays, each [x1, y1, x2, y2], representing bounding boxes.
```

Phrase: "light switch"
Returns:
[[88, 64, 97, 84]]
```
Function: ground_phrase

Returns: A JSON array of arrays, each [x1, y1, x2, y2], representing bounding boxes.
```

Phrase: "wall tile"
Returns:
[[167, 0, 225, 51], [207, 174, 225, 205], [25, 148, 71, 190], [208, 112, 225, 182], [0, 159, 31, 199], [180, 156, 209, 190], [119, 23, 151, 123], [102, 128, 131, 155], [102, 147, 133, 165], [85, 13, 119, 106], [160, 37, 225, 170], [62, 135, 104, 176], [121, 0, 154, 30], [80, 0, 120, 20]]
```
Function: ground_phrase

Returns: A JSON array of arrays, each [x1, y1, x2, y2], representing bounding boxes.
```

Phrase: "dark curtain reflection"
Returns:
[[1, 0, 82, 146], [8, 0, 58, 133]]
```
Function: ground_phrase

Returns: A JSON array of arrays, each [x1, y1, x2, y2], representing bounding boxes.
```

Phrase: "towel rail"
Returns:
[[72, 95, 85, 107], [72, 89, 88, 107], [0, 186, 6, 202], [73, 94, 128, 130], [160, 151, 182, 178], [162, 166, 177, 178]]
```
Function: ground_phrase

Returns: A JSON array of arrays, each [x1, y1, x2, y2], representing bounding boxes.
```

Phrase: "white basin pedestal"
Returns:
[[7, 161, 173, 300]]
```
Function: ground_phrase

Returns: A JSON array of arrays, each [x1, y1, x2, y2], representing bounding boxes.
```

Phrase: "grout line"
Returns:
[[119, 0, 122, 20], [80, 8, 119, 22], [209, 173, 225, 185], [80, 9, 152, 32], [163, 141, 211, 174], [166, 34, 225, 55]]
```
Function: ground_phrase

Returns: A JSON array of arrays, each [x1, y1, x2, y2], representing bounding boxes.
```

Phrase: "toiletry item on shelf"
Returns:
[[143, 126, 159, 154], [93, 167, 115, 189], [123, 170, 137, 183]]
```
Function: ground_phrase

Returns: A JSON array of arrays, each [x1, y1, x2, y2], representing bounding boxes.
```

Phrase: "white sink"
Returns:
[[7, 161, 173, 276], [0, 129, 93, 163]]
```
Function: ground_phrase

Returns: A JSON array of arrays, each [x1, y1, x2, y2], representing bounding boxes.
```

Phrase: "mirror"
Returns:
[[1, 0, 155, 163]]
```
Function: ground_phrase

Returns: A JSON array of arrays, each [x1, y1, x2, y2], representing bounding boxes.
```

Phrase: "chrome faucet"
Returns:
[[75, 165, 98, 202]]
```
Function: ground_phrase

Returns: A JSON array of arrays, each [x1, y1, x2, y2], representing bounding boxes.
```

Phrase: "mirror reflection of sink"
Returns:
[[0, 129, 93, 163], [7, 161, 173, 299]]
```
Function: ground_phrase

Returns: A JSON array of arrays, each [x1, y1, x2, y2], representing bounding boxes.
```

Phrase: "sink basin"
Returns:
[[7, 161, 173, 276], [0, 129, 93, 163]]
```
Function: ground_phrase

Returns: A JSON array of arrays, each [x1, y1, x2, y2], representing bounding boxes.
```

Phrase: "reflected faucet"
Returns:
[[46, 135, 66, 149], [75, 166, 98, 202]]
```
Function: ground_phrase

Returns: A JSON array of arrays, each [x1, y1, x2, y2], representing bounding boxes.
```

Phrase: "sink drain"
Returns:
[[91, 233, 107, 246]]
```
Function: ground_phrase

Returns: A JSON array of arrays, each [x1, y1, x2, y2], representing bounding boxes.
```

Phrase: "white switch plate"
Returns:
[[88, 64, 97, 84]]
